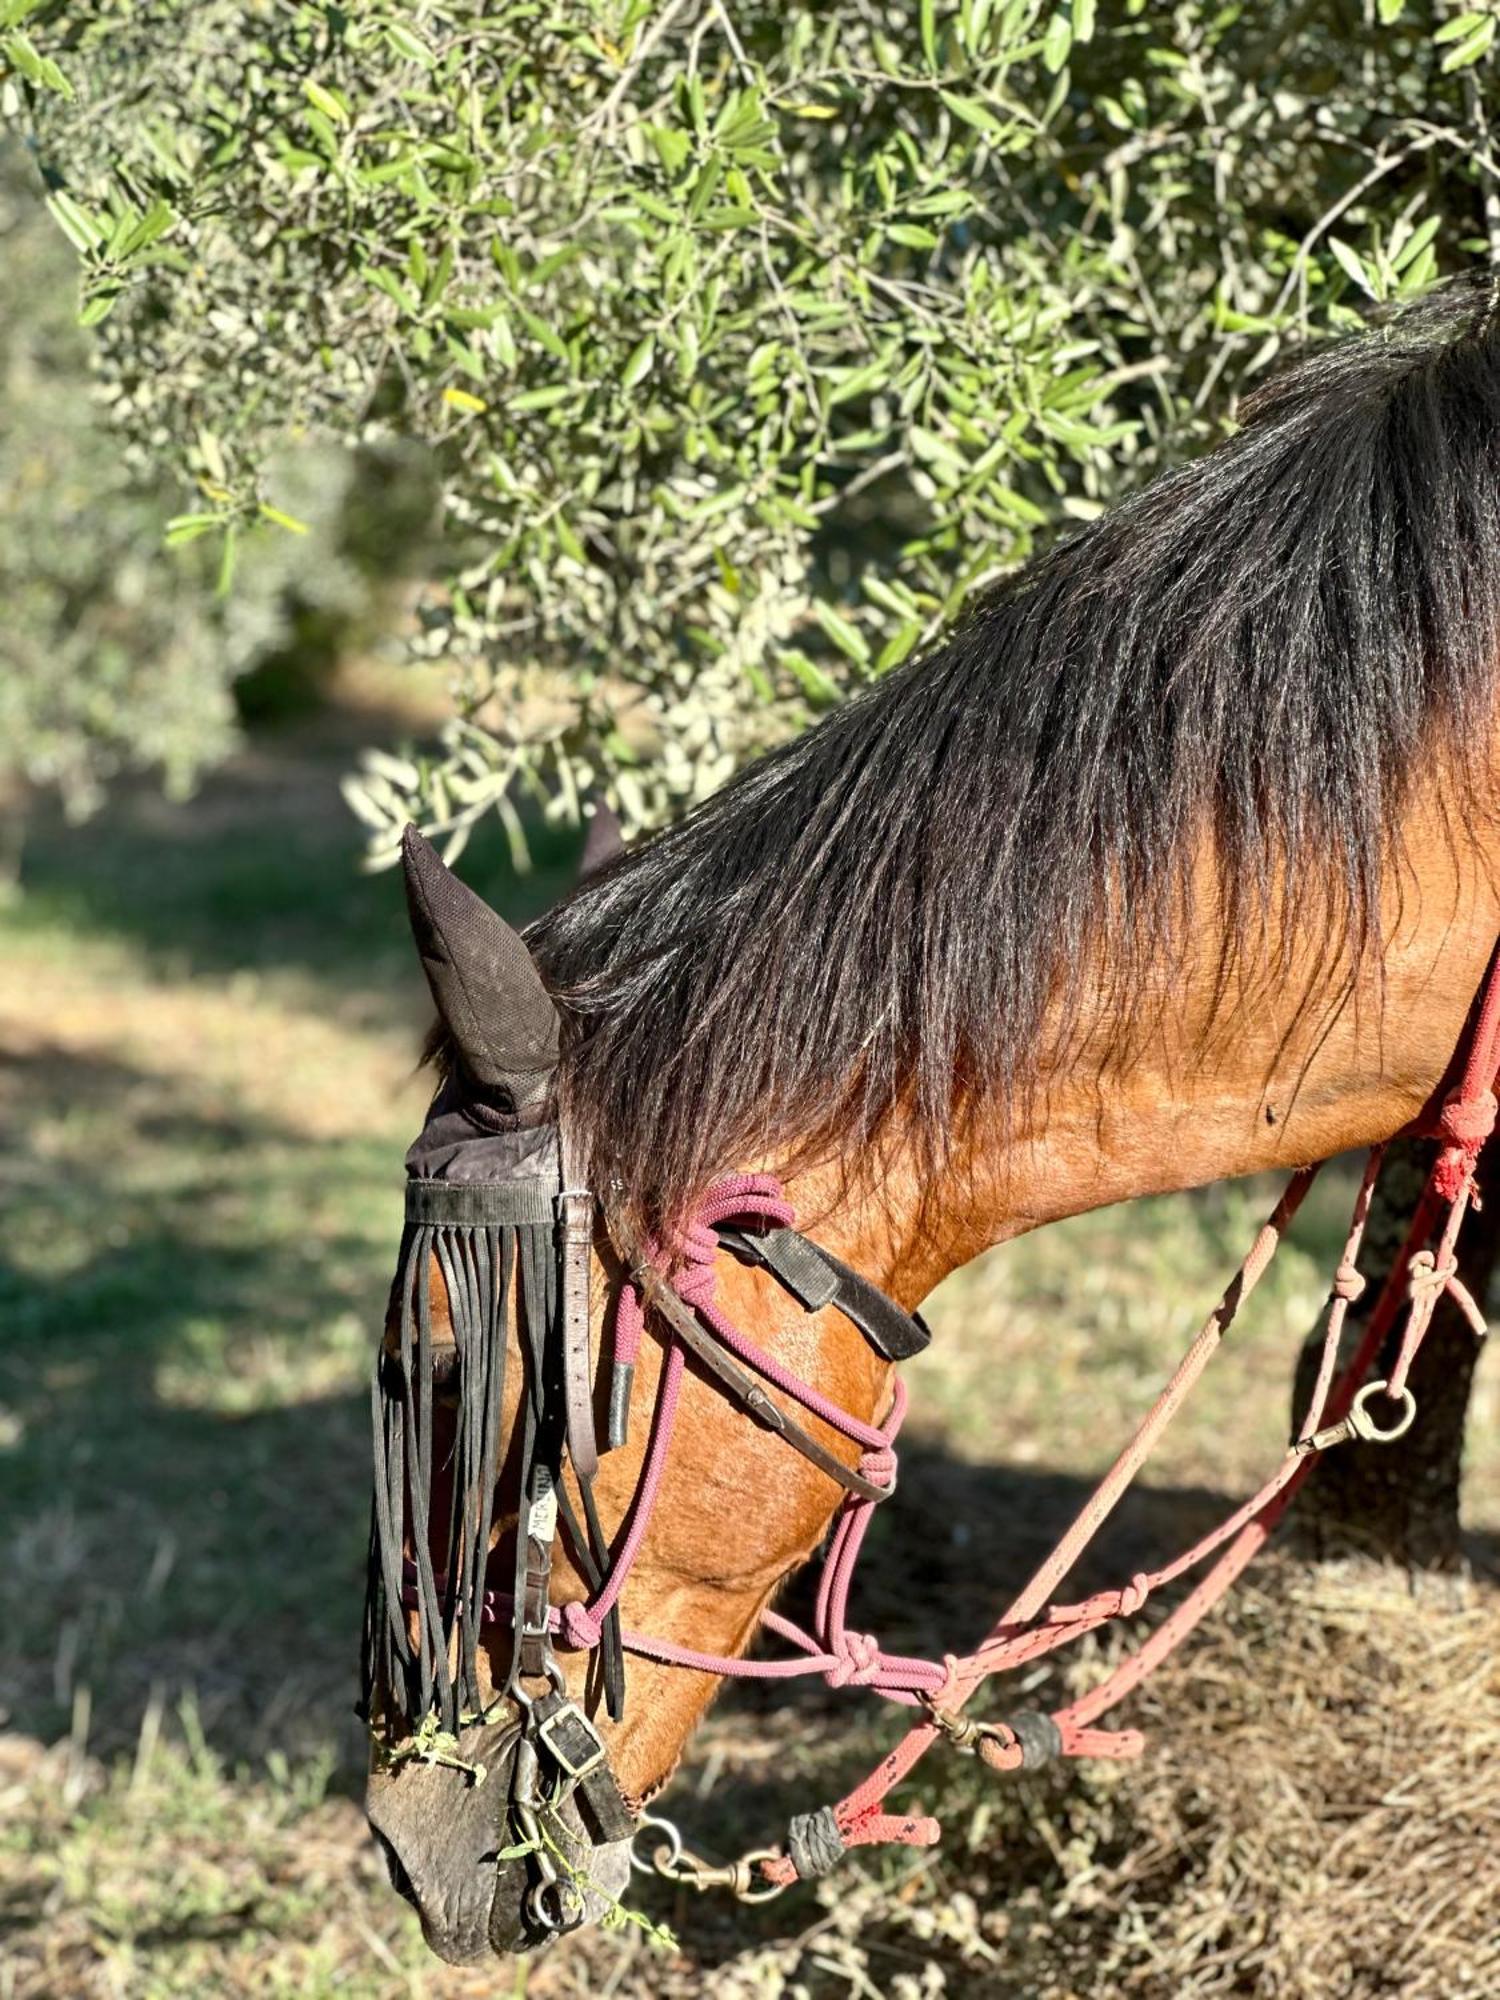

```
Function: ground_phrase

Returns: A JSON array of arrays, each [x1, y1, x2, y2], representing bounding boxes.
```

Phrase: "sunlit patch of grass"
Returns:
[[153, 1314, 373, 1415], [0, 1724, 445, 2000]]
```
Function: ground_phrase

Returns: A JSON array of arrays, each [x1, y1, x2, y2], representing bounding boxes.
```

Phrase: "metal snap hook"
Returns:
[[1297, 1378, 1419, 1454], [723, 1852, 789, 1904], [629, 1813, 786, 1902]]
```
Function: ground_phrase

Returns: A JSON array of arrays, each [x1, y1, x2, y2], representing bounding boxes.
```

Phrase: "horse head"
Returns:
[[364, 829, 900, 1959]]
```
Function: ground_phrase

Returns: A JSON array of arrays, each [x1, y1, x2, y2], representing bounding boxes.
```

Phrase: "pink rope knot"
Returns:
[[1406, 1247, 1457, 1303], [1433, 1146, 1475, 1202], [1404, 1249, 1486, 1337], [656, 1179, 797, 1308], [827, 1630, 883, 1688], [929, 1653, 963, 1710], [1332, 1260, 1366, 1302], [1046, 1567, 1151, 1625], [672, 1223, 723, 1311], [1117, 1572, 1151, 1617], [559, 1600, 602, 1650], [612, 1173, 795, 1363], [1432, 1088, 1496, 1199], [858, 1442, 898, 1489]]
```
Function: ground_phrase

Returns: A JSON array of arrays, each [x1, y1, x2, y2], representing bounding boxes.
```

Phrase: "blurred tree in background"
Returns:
[[7, 1, 1500, 861], [0, 144, 433, 877], [0, 143, 235, 874]]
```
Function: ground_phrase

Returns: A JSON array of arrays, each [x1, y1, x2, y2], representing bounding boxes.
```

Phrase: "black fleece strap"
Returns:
[[406, 1179, 557, 1227]]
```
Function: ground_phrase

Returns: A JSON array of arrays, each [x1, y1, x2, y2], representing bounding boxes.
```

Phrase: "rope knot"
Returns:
[[1407, 1248, 1458, 1304], [648, 1177, 798, 1314], [827, 1630, 883, 1688], [1117, 1572, 1151, 1617], [673, 1259, 719, 1310], [1332, 1260, 1366, 1303], [559, 1600, 602, 1650], [1438, 1088, 1498, 1149], [1433, 1088, 1497, 1199], [1404, 1249, 1487, 1337], [858, 1442, 898, 1490], [931, 1653, 963, 1710]]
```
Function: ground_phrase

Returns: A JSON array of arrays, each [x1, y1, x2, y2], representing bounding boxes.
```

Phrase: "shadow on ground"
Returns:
[[0, 1037, 381, 1771]]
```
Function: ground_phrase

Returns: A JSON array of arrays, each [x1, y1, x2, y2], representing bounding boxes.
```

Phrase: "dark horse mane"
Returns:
[[522, 276, 1500, 1233]]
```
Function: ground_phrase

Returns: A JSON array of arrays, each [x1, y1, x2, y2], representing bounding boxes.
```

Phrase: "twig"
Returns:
[[1463, 70, 1500, 267], [587, 0, 699, 137], [713, 0, 751, 83], [1270, 129, 1442, 325]]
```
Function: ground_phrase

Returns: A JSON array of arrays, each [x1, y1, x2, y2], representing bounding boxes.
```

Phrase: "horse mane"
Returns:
[[525, 275, 1500, 1233]]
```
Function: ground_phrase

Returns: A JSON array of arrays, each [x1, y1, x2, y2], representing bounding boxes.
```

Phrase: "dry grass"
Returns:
[[5, 1560, 1497, 1998], [1098, 1561, 1500, 2000], [516, 1558, 1500, 2000]]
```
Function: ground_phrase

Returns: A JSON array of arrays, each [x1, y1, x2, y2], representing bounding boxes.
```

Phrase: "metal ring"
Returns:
[[524, 1878, 581, 1932], [630, 1811, 683, 1877], [1348, 1379, 1417, 1445], [731, 1849, 790, 1905]]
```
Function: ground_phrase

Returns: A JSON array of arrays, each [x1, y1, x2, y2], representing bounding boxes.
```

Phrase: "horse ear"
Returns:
[[400, 825, 560, 1100], [579, 801, 624, 880]]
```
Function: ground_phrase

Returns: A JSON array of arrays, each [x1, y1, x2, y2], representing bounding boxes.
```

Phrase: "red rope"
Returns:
[[426, 956, 1499, 1887], [758, 946, 1500, 1887]]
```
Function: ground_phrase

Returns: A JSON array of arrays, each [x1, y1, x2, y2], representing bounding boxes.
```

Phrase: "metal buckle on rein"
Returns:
[[536, 1700, 609, 1782]]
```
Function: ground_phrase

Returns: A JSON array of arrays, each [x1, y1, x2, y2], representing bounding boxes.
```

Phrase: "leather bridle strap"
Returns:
[[558, 1187, 599, 1479], [508, 1197, 625, 1719], [617, 1227, 895, 1506], [716, 1224, 931, 1363]]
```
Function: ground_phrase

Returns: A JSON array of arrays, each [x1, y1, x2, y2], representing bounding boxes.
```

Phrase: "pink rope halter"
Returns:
[[551, 1175, 925, 1696]]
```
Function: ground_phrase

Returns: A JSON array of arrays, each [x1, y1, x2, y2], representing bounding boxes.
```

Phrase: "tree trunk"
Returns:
[[1289, 1139, 1496, 1572]]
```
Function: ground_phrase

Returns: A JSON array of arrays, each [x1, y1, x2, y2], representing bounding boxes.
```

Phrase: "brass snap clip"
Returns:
[[926, 1704, 1062, 1770], [629, 1812, 787, 1904], [1297, 1378, 1417, 1455]]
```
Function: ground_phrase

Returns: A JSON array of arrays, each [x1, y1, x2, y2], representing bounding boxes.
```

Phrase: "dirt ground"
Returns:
[[3, 688, 1498, 1998]]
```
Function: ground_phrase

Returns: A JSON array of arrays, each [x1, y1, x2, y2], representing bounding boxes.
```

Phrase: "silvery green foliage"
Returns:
[[12, 1, 1499, 859], [0, 139, 422, 849], [0, 148, 235, 833]]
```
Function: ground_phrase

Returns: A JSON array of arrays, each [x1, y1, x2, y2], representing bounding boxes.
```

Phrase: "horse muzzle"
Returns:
[[366, 1719, 632, 1961]]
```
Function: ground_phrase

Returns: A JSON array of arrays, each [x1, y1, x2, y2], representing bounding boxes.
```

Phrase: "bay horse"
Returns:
[[364, 277, 1500, 1962]]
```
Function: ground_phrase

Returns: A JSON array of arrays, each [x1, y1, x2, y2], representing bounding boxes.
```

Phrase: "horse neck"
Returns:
[[787, 811, 1500, 1305], [588, 804, 1500, 1803]]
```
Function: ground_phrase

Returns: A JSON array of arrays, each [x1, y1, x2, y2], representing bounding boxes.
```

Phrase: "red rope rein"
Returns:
[[755, 948, 1500, 1883], [441, 954, 1500, 1887]]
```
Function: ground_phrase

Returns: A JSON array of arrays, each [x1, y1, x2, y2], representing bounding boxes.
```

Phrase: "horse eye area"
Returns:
[[378, 1345, 461, 1405]]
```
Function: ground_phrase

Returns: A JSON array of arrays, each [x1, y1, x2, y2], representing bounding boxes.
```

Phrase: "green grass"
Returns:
[[2, 706, 1497, 1998]]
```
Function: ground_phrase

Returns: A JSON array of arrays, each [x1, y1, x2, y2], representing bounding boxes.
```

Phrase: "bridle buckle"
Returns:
[[535, 1698, 609, 1783]]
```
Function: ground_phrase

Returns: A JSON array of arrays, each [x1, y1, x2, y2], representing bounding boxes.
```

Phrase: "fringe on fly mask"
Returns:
[[361, 825, 624, 1742]]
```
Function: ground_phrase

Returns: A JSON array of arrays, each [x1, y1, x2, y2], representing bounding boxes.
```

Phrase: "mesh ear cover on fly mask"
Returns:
[[401, 824, 560, 1105]]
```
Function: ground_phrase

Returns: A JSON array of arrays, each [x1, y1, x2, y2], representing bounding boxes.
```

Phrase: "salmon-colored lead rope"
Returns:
[[527, 956, 1500, 1887], [753, 946, 1500, 1886]]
